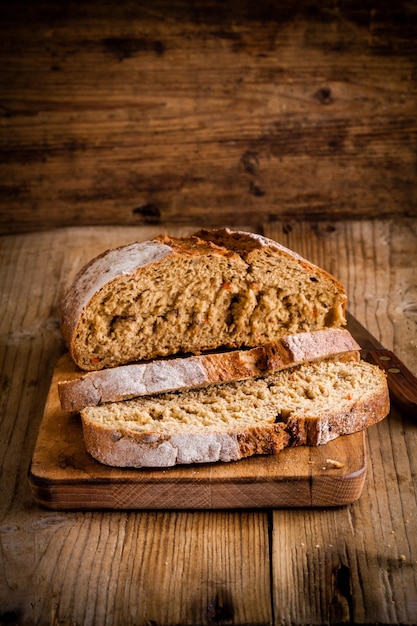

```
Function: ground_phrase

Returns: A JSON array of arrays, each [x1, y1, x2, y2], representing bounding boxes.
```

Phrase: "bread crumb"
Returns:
[[325, 458, 344, 469]]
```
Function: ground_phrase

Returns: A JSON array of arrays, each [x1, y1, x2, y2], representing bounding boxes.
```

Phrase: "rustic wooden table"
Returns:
[[1, 1, 417, 624], [1, 220, 416, 625]]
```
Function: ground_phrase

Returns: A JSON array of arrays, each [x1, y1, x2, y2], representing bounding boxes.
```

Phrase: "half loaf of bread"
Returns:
[[61, 229, 347, 371], [81, 359, 389, 468], [58, 328, 360, 412]]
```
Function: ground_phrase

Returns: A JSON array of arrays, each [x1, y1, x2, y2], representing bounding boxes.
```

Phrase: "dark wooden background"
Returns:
[[1, 0, 416, 234]]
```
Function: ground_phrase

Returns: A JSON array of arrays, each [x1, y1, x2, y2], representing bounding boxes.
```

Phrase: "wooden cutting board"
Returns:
[[28, 354, 367, 510]]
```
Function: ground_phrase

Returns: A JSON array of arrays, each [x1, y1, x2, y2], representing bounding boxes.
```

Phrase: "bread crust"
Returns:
[[194, 227, 347, 293], [58, 329, 360, 412], [60, 240, 174, 362], [60, 229, 348, 371], [82, 421, 290, 468], [284, 386, 391, 446], [80, 361, 390, 469]]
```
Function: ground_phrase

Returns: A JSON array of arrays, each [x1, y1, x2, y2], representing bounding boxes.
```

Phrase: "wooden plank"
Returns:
[[0, 508, 273, 625], [28, 354, 367, 510], [265, 220, 417, 625], [1, 1, 416, 233]]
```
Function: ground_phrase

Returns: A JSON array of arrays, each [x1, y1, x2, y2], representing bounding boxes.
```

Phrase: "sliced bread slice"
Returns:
[[61, 229, 347, 371], [58, 328, 360, 412], [80, 359, 389, 468]]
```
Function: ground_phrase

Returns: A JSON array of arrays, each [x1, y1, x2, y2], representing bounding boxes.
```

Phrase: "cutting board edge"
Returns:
[[27, 455, 367, 511]]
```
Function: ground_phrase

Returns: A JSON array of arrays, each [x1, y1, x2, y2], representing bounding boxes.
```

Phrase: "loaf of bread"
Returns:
[[80, 359, 389, 468], [58, 328, 360, 412], [61, 229, 347, 371]]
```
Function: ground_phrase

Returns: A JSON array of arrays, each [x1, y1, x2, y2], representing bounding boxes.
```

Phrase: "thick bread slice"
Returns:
[[61, 228, 347, 371], [80, 360, 389, 468], [58, 328, 360, 412]]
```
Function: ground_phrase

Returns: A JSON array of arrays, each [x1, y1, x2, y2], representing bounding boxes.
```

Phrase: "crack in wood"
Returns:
[[329, 560, 354, 624]]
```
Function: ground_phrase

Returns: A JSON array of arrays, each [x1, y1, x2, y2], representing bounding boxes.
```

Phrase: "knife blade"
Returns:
[[346, 311, 417, 417]]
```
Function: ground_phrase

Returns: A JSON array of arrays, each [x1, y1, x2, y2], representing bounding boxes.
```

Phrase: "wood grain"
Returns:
[[1, 219, 416, 624], [1, 1, 416, 233]]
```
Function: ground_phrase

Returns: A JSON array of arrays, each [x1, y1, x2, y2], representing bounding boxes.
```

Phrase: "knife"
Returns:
[[346, 311, 417, 417]]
